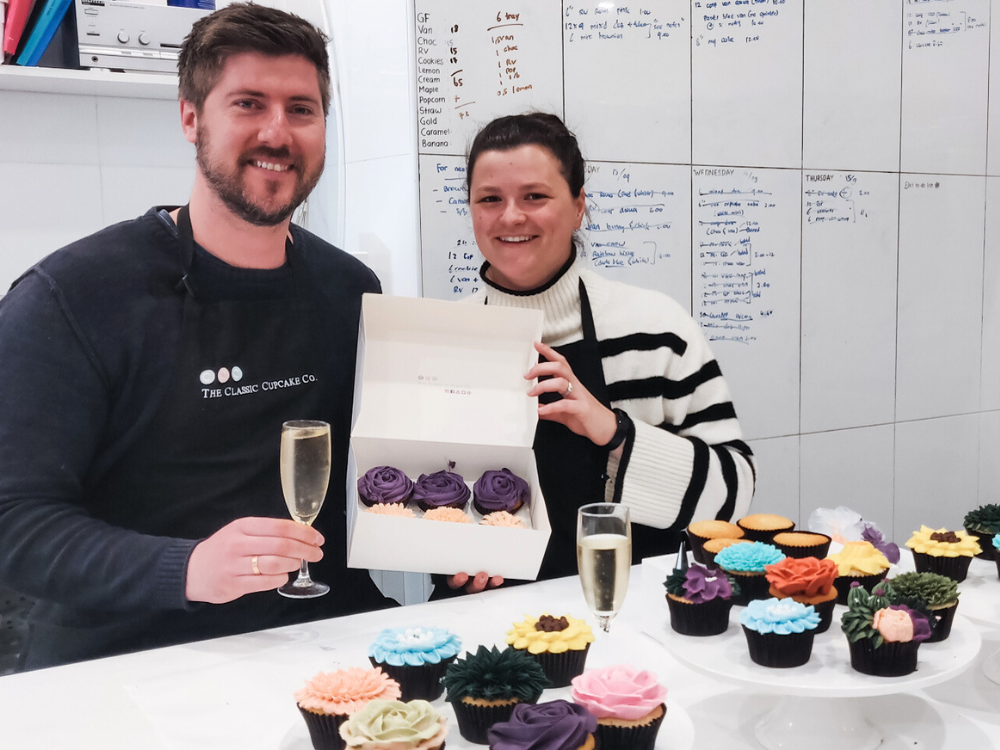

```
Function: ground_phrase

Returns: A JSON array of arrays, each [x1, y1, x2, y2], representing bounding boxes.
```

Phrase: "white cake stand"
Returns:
[[952, 557, 1000, 684], [650, 608, 981, 750]]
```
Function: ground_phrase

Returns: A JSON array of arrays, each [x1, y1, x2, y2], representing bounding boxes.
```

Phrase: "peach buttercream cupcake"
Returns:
[[480, 511, 526, 528], [295, 667, 401, 750], [366, 504, 416, 518], [423, 507, 472, 524]]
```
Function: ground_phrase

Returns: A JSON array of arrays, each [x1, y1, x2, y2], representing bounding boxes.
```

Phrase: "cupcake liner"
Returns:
[[964, 526, 997, 560], [724, 571, 769, 606], [594, 704, 666, 750], [735, 520, 794, 544], [666, 594, 732, 636], [741, 626, 815, 668], [773, 533, 832, 560], [996, 554, 1000, 581], [927, 601, 958, 643], [686, 530, 714, 564], [793, 595, 837, 634], [848, 637, 919, 676], [452, 699, 521, 745], [473, 497, 523, 516], [416, 499, 468, 513], [911, 551, 974, 583], [368, 656, 455, 701], [526, 644, 590, 688], [833, 571, 887, 605], [297, 706, 348, 750]]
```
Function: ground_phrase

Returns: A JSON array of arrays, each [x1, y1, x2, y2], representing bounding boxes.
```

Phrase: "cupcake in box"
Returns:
[[963, 504, 1000, 560], [713, 541, 785, 605], [827, 540, 891, 604], [473, 469, 530, 515], [367, 626, 462, 701], [764, 556, 838, 633], [357, 465, 414, 507], [736, 513, 795, 544], [890, 571, 960, 642], [505, 614, 594, 688], [686, 520, 744, 564], [443, 645, 549, 745], [571, 665, 667, 750], [413, 469, 471, 512], [338, 700, 447, 749], [841, 583, 932, 676], [739, 597, 820, 668], [663, 547, 739, 636], [295, 667, 401, 750], [488, 700, 597, 750], [906, 525, 981, 582]]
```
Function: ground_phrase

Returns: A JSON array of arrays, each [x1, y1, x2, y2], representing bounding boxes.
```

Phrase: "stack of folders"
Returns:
[[2, 0, 73, 67]]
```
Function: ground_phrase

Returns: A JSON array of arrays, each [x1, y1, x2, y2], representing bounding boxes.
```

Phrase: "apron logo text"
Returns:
[[201, 373, 317, 399]]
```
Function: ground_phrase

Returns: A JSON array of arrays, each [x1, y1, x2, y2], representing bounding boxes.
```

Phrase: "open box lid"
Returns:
[[352, 294, 545, 448]]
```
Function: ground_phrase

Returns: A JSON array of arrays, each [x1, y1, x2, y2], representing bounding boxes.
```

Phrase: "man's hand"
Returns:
[[185, 517, 324, 604], [447, 571, 504, 594]]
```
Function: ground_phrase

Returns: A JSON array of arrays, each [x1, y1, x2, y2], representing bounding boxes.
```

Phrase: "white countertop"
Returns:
[[2, 557, 999, 749]]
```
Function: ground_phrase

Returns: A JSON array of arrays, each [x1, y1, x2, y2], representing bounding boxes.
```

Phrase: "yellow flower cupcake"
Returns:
[[506, 613, 594, 688], [906, 526, 981, 582], [827, 541, 891, 604]]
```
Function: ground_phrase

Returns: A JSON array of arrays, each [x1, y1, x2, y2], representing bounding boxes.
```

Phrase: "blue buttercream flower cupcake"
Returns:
[[740, 597, 820, 668], [713, 541, 786, 605], [994, 534, 1000, 579], [368, 626, 462, 701]]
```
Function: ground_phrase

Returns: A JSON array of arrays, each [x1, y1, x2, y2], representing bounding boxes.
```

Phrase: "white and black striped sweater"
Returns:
[[469, 259, 756, 532]]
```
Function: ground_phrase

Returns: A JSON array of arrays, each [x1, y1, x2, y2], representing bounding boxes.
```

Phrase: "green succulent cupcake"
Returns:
[[889, 572, 960, 642], [841, 583, 932, 676], [964, 504, 1000, 560], [444, 645, 550, 745]]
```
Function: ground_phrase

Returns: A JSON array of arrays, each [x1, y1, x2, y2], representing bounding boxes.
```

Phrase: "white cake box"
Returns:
[[346, 293, 551, 579]]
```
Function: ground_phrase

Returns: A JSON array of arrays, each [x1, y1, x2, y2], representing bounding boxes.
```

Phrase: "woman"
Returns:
[[450, 113, 755, 591]]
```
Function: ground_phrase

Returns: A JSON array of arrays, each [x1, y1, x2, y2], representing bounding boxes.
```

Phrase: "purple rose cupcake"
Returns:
[[413, 470, 471, 512], [487, 700, 597, 750], [473, 469, 530, 515], [357, 465, 414, 507]]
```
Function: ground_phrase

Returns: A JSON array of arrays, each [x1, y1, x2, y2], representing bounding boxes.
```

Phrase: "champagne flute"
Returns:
[[278, 420, 331, 599], [576, 503, 631, 633]]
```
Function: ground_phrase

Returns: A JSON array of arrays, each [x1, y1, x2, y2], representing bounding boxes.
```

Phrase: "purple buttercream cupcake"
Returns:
[[487, 700, 597, 750], [357, 466, 414, 507], [473, 469, 530, 515], [413, 470, 471, 512]]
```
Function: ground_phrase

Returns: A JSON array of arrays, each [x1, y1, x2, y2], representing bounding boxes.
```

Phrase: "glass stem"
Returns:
[[295, 559, 313, 586]]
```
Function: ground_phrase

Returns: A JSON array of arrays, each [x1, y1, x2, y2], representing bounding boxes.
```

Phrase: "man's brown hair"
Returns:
[[178, 2, 331, 115]]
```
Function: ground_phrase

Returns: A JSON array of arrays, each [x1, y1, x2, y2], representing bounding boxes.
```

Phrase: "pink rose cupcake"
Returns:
[[571, 665, 667, 750]]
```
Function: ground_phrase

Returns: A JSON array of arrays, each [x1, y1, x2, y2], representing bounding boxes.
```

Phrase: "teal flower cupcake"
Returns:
[[714, 542, 786, 605]]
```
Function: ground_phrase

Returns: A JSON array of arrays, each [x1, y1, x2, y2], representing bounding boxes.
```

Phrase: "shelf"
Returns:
[[0, 65, 177, 100]]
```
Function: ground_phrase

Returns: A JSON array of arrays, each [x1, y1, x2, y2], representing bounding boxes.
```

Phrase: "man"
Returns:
[[0, 3, 390, 670]]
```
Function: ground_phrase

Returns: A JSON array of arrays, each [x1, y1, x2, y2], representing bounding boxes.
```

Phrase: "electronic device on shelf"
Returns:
[[74, 0, 210, 74]]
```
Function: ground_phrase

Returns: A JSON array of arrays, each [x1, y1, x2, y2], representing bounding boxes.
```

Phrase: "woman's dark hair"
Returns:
[[466, 113, 586, 196], [178, 3, 331, 116]]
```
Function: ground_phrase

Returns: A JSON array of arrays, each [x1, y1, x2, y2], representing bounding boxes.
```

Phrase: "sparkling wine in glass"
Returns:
[[278, 420, 331, 599], [576, 503, 631, 633]]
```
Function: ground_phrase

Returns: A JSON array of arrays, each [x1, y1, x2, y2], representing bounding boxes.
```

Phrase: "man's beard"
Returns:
[[195, 125, 324, 227]]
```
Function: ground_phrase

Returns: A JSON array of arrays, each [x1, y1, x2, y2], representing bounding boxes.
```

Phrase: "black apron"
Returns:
[[533, 280, 679, 580]]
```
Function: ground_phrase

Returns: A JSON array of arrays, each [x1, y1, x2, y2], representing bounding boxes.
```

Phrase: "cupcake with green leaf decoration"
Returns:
[[841, 582, 932, 676], [964, 504, 1000, 560], [443, 645, 549, 745], [889, 572, 960, 642]]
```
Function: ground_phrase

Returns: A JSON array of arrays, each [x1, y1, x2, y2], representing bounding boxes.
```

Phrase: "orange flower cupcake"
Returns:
[[764, 557, 839, 633]]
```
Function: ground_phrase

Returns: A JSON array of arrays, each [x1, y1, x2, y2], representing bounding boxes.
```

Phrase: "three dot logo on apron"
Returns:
[[199, 366, 244, 385]]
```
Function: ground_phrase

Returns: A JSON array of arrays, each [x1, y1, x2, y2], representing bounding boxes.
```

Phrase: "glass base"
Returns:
[[278, 579, 330, 599]]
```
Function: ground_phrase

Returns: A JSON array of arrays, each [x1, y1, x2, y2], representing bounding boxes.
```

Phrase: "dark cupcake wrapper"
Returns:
[[524, 644, 590, 688], [686, 529, 711, 564], [996, 554, 1000, 581], [666, 593, 732, 636], [927, 601, 959, 642], [297, 706, 348, 750], [735, 522, 794, 544], [964, 526, 997, 560], [472, 497, 523, 516], [368, 656, 455, 701], [741, 625, 815, 668], [911, 550, 974, 583], [790, 594, 837, 634], [594, 704, 667, 750], [833, 571, 887, 605], [848, 637, 919, 676], [724, 570, 770, 606], [773, 534, 832, 560], [416, 499, 468, 513], [452, 698, 523, 745]]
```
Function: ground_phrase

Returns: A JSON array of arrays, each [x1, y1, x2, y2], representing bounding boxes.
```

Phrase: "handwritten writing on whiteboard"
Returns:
[[804, 173, 876, 224], [418, 156, 482, 299], [415, 9, 454, 150], [693, 168, 782, 345], [564, 4, 683, 43], [906, 2, 987, 50], [693, 0, 785, 48], [584, 167, 674, 269]]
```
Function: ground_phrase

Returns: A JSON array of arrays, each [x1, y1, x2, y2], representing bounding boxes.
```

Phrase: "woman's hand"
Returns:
[[447, 572, 505, 594], [526, 342, 617, 446]]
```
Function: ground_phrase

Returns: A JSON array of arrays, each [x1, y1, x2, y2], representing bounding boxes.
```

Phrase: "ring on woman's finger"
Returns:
[[564, 381, 574, 396], [251, 555, 262, 576]]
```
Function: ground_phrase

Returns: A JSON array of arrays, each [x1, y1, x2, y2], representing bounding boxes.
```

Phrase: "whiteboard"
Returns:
[[410, 0, 998, 494]]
